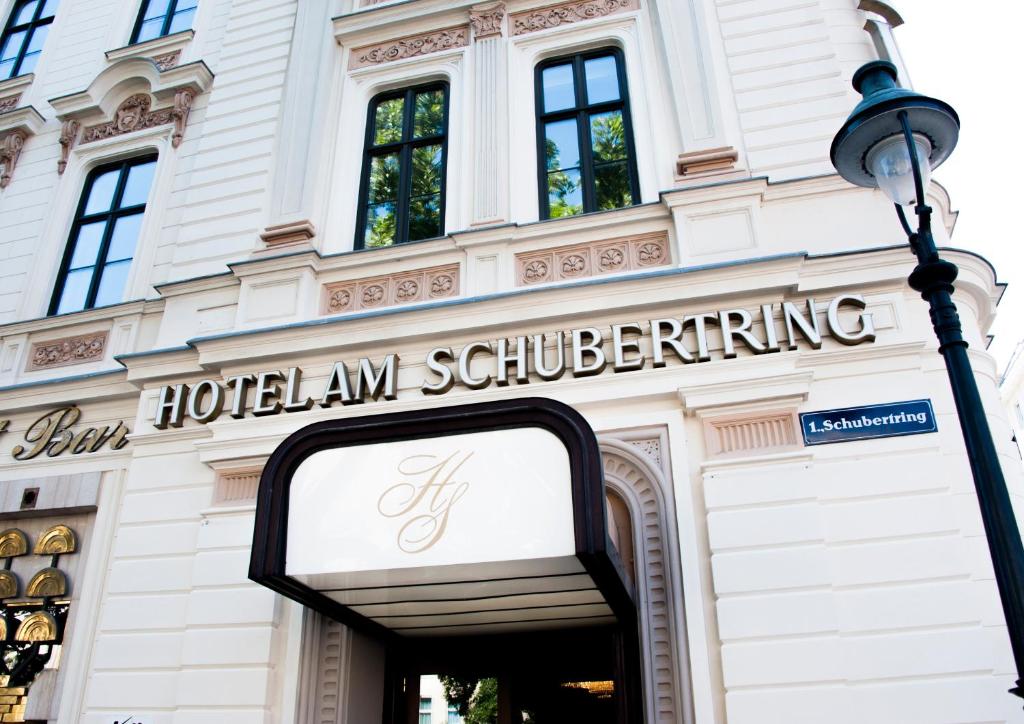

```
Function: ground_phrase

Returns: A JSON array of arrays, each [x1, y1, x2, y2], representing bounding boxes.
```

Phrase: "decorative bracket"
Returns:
[[0, 106, 45, 190]]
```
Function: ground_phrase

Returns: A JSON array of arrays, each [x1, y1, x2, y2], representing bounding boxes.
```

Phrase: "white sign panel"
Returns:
[[286, 427, 576, 587]]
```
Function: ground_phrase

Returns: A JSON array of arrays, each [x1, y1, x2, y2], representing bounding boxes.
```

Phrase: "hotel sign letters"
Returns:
[[152, 294, 876, 428]]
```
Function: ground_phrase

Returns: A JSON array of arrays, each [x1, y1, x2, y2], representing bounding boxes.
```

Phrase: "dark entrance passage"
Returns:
[[384, 625, 643, 723]]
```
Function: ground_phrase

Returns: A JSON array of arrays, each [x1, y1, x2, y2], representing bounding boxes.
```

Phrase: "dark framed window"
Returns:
[[0, 0, 58, 81], [130, 0, 197, 44], [355, 83, 448, 249], [535, 48, 640, 219], [49, 156, 158, 316]]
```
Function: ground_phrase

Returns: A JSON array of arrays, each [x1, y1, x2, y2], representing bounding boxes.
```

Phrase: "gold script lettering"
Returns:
[[12, 407, 81, 460], [377, 451, 472, 553]]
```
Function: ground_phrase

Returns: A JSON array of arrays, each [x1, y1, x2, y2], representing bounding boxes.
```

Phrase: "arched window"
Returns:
[[130, 0, 197, 44], [0, 0, 58, 80], [355, 83, 449, 249], [535, 48, 639, 219], [50, 156, 157, 316]]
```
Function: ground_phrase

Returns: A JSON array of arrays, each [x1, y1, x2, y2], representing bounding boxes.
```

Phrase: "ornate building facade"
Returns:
[[0, 0, 1020, 722]]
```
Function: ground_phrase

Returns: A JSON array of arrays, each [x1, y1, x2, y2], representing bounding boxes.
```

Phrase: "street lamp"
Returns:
[[831, 60, 1024, 701]]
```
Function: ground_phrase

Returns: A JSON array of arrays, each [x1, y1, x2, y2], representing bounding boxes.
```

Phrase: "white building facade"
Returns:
[[0, 0, 1021, 722]]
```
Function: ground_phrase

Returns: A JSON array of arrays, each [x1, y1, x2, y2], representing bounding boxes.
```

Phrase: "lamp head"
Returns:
[[831, 61, 960, 205]]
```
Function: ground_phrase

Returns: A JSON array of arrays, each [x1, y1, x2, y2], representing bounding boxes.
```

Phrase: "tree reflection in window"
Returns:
[[536, 50, 639, 219], [357, 85, 448, 248]]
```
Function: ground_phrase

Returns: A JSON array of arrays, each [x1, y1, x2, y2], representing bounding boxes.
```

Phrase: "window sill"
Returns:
[[0, 73, 35, 103], [105, 29, 195, 67]]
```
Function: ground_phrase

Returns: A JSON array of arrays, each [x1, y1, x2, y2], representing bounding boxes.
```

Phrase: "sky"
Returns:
[[891, 1, 1024, 373]]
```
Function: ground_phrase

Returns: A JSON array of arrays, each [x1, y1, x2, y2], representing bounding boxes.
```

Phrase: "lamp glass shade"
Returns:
[[865, 133, 932, 206]]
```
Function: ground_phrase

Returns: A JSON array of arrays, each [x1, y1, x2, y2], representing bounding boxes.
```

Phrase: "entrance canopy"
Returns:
[[249, 398, 635, 639]]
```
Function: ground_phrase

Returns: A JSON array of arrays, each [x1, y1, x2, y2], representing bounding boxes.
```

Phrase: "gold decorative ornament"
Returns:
[[0, 529, 28, 558], [0, 570, 19, 600], [0, 617, 6, 641], [33, 525, 77, 555], [15, 611, 57, 642], [25, 568, 67, 598]]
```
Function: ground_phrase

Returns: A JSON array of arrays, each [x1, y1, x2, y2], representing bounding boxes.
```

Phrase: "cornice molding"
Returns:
[[49, 58, 213, 120], [104, 29, 195, 65]]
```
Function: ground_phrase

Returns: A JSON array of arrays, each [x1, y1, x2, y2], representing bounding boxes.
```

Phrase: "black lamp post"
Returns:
[[831, 60, 1024, 701]]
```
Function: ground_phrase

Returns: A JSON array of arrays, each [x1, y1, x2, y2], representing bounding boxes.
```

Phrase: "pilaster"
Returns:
[[469, 2, 510, 226]]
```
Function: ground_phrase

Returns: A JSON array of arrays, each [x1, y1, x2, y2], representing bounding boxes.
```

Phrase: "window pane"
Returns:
[[594, 161, 632, 210], [590, 110, 627, 163], [83, 169, 120, 215], [1, 31, 26, 61], [68, 221, 106, 269], [178, 0, 199, 9], [13, 1, 38, 26], [168, 7, 195, 34], [94, 260, 131, 307], [547, 168, 582, 218], [544, 118, 579, 171], [120, 160, 156, 207], [541, 63, 574, 112], [373, 98, 404, 145], [408, 194, 441, 241], [56, 268, 92, 315], [367, 153, 400, 204], [142, 0, 171, 20], [0, 59, 15, 80], [584, 55, 620, 104], [413, 90, 444, 139], [364, 202, 397, 248], [411, 144, 442, 197], [40, 0, 59, 19], [25, 24, 48, 53], [17, 50, 39, 73], [418, 717, 431, 724], [136, 17, 164, 42], [106, 214, 143, 262]]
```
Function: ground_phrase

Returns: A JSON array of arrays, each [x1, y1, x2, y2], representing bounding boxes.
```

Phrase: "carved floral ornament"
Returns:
[[515, 232, 669, 286], [470, 3, 506, 39], [510, 0, 639, 35], [57, 89, 196, 174], [27, 331, 108, 371], [323, 264, 461, 314], [0, 94, 20, 114], [350, 26, 469, 68]]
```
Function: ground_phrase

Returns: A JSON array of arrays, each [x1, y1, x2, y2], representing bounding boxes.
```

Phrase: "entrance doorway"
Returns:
[[384, 624, 643, 723]]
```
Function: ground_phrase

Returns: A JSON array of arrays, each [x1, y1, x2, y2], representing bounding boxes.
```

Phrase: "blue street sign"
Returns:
[[800, 399, 937, 446]]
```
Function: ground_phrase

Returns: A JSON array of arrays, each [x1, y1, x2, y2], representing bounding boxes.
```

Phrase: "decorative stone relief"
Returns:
[[0, 130, 26, 189], [79, 89, 194, 149], [322, 264, 460, 315], [57, 120, 80, 175], [213, 467, 262, 505], [702, 408, 801, 458], [151, 50, 181, 70], [515, 231, 669, 286], [510, 0, 639, 35], [0, 94, 20, 114], [470, 2, 506, 39], [628, 437, 662, 467], [26, 331, 107, 372], [350, 26, 469, 69]]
